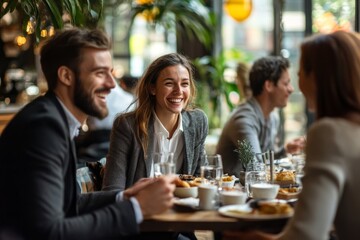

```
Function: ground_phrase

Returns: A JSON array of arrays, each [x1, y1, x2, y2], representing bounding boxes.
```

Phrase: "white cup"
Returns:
[[251, 183, 280, 199], [220, 190, 247, 205], [245, 169, 267, 198], [198, 184, 217, 210]]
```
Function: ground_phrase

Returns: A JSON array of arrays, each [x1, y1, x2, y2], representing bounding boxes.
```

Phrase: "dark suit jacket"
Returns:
[[0, 92, 138, 239]]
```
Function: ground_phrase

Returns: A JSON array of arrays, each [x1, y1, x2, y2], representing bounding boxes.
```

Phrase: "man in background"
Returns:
[[216, 56, 304, 177]]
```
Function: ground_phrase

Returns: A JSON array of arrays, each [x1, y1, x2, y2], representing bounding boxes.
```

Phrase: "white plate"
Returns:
[[173, 197, 199, 209], [218, 204, 293, 220]]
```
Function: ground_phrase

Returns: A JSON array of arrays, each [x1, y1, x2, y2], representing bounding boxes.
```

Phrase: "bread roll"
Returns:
[[174, 178, 191, 188]]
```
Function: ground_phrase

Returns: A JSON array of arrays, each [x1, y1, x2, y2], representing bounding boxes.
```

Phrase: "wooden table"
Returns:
[[140, 207, 289, 233]]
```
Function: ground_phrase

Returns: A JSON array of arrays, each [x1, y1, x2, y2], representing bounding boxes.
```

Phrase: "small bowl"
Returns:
[[251, 183, 280, 199], [222, 179, 236, 188], [220, 190, 247, 205], [174, 187, 198, 198], [222, 175, 238, 188]]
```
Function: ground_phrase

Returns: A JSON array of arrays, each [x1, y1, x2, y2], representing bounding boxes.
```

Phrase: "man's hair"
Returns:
[[40, 28, 111, 91], [121, 75, 139, 91], [249, 56, 290, 96]]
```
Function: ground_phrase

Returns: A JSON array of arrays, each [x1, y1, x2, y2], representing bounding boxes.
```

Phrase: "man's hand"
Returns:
[[123, 178, 154, 199], [124, 175, 176, 217], [285, 136, 306, 154]]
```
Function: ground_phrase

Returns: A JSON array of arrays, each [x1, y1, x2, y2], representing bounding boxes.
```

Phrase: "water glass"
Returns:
[[245, 162, 267, 198], [200, 154, 223, 188], [292, 154, 305, 186], [152, 152, 176, 177]]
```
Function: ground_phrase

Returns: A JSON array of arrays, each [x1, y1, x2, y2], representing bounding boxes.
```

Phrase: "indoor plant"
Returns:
[[234, 138, 255, 185], [0, 0, 104, 42]]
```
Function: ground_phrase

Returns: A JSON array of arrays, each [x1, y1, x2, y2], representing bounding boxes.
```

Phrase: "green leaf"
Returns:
[[43, 0, 64, 29], [35, 12, 41, 43], [20, 0, 37, 17], [21, 14, 30, 35], [127, 0, 213, 49], [63, 0, 77, 22], [234, 139, 255, 171]]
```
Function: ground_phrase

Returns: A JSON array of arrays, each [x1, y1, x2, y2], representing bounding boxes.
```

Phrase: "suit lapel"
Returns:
[[182, 113, 194, 174], [48, 92, 79, 214], [145, 117, 155, 177]]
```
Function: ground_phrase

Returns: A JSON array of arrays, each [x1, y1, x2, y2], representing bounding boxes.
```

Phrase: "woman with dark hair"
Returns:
[[102, 53, 208, 191], [224, 31, 360, 240]]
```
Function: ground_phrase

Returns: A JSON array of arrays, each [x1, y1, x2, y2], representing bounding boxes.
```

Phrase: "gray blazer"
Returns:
[[216, 98, 282, 177], [102, 109, 209, 191]]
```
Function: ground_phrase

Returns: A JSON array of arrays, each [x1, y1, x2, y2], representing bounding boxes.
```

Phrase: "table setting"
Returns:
[[141, 152, 302, 233], [169, 153, 299, 220]]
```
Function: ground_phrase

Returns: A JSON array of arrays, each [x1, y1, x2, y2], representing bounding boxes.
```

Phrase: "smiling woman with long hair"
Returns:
[[102, 53, 208, 192]]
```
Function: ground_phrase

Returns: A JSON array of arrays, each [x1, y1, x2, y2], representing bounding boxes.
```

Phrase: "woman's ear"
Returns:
[[57, 66, 74, 86], [149, 85, 156, 95]]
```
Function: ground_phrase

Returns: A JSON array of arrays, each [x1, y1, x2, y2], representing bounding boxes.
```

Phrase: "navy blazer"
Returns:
[[0, 92, 138, 239]]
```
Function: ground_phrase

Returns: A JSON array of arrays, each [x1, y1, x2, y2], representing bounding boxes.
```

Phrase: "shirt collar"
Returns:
[[153, 112, 183, 138], [56, 97, 82, 139]]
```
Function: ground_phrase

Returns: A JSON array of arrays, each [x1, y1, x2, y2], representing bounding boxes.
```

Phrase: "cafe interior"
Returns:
[[0, 0, 358, 239]]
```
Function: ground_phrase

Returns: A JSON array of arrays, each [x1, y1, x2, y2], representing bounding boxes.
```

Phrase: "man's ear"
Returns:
[[57, 66, 74, 86], [264, 79, 274, 93]]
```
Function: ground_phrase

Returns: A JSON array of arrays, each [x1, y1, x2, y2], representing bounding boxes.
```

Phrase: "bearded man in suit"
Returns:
[[0, 28, 176, 240]]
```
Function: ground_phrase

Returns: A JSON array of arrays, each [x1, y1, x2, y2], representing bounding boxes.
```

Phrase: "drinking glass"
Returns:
[[152, 152, 176, 177], [200, 154, 223, 188], [255, 151, 275, 182], [245, 162, 267, 198], [291, 154, 305, 187]]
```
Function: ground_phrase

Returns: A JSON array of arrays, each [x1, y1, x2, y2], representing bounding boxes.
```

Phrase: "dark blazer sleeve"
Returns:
[[183, 109, 209, 176], [103, 114, 137, 191], [0, 96, 139, 240]]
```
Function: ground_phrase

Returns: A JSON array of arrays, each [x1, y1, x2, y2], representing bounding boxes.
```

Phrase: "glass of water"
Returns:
[[152, 152, 176, 177], [245, 162, 267, 198], [200, 154, 224, 188], [291, 154, 305, 187]]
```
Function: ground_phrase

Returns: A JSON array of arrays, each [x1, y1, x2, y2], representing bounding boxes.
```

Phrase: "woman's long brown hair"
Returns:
[[131, 53, 197, 153], [301, 31, 360, 119]]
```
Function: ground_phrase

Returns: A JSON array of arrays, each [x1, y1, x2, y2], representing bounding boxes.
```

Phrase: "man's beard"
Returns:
[[73, 75, 109, 119]]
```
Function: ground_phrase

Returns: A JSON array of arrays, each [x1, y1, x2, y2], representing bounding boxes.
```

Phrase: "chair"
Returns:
[[85, 157, 106, 191]]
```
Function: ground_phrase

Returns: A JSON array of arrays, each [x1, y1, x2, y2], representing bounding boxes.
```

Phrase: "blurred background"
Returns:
[[0, 0, 357, 147]]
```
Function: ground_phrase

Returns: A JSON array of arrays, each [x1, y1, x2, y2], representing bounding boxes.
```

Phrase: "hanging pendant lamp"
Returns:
[[224, 0, 253, 22]]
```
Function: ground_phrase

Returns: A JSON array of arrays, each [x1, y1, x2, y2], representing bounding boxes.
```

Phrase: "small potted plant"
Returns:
[[234, 138, 255, 185]]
